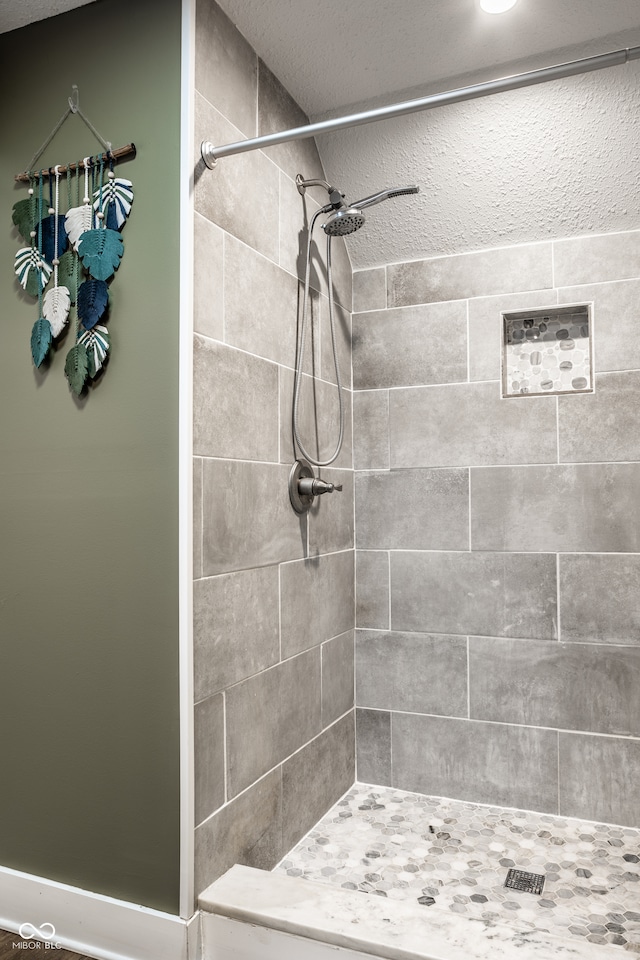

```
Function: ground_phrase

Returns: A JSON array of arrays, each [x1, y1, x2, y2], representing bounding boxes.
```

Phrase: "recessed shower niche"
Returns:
[[501, 303, 593, 398]]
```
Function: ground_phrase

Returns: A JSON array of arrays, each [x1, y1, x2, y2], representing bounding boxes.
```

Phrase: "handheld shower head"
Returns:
[[320, 184, 419, 236], [353, 185, 420, 210]]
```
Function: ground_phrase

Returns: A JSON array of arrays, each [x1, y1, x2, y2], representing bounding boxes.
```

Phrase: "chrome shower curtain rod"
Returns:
[[201, 45, 640, 168]]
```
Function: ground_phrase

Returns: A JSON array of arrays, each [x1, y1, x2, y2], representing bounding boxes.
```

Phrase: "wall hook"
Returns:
[[68, 85, 80, 114]]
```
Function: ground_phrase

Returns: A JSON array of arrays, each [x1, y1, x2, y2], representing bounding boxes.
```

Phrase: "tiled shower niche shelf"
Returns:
[[502, 303, 593, 398]]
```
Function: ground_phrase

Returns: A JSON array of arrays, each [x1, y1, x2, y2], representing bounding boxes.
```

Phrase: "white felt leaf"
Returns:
[[42, 285, 71, 337], [78, 323, 110, 377], [93, 178, 134, 230], [14, 246, 51, 292], [65, 204, 93, 250]]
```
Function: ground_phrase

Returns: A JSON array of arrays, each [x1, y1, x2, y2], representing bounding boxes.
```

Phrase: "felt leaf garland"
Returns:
[[78, 324, 110, 378], [65, 204, 94, 250], [64, 343, 89, 395], [42, 285, 71, 337], [12, 197, 46, 242], [93, 178, 133, 230], [30, 317, 52, 367], [77, 279, 108, 329], [14, 246, 52, 294], [57, 250, 78, 302], [77, 228, 123, 281], [40, 214, 68, 265]]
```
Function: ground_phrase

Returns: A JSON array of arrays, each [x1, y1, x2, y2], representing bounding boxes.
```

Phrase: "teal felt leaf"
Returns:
[[77, 228, 123, 281], [77, 279, 108, 330], [57, 250, 78, 302], [14, 246, 52, 295], [64, 343, 89, 395], [12, 197, 46, 241], [78, 324, 110, 378], [30, 317, 52, 367]]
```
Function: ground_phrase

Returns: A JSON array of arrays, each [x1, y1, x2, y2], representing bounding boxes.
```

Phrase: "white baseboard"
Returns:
[[0, 864, 198, 960]]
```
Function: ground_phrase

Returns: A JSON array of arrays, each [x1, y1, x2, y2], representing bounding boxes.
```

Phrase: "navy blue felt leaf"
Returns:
[[39, 214, 69, 264], [31, 317, 52, 367], [77, 279, 109, 330]]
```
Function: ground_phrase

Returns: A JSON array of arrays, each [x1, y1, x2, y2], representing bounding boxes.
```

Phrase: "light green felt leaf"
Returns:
[[64, 343, 89, 395], [12, 197, 46, 241], [57, 251, 78, 302], [77, 228, 124, 281]]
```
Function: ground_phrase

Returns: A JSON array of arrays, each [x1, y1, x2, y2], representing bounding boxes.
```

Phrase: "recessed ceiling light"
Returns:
[[480, 0, 518, 13]]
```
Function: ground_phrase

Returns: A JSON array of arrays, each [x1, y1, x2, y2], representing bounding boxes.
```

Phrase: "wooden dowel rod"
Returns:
[[14, 143, 136, 183]]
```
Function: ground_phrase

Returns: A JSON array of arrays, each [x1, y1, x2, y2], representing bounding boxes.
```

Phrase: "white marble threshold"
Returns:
[[199, 864, 624, 960]]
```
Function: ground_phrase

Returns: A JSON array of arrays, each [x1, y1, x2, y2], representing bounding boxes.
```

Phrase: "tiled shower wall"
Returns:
[[353, 229, 640, 828], [192, 0, 355, 896]]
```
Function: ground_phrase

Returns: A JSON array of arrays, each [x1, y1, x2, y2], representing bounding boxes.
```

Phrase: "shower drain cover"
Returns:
[[504, 868, 545, 895]]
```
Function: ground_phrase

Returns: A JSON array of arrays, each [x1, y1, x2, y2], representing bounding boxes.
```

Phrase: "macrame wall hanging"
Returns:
[[12, 87, 136, 395]]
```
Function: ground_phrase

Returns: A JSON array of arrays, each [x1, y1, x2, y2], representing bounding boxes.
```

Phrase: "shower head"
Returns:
[[321, 184, 419, 236]]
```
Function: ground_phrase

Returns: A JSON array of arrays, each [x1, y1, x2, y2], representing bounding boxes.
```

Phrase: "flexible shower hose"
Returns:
[[292, 206, 345, 467]]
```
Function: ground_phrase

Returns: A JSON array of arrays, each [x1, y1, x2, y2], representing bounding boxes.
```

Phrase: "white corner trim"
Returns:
[[0, 864, 198, 960]]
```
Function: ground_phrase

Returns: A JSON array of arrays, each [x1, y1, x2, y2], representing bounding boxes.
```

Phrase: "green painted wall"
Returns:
[[0, 0, 182, 913]]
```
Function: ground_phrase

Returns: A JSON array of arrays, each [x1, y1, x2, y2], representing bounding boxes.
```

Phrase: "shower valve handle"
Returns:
[[298, 477, 342, 497]]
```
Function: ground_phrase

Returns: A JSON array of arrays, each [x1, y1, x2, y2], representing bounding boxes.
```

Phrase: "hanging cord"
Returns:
[[292, 208, 345, 467], [25, 86, 112, 174]]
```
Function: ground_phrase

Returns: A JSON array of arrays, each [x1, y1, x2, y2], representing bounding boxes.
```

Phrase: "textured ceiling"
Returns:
[[0, 0, 96, 33]]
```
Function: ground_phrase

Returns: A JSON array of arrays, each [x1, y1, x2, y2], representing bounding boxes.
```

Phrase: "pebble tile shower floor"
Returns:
[[274, 784, 640, 952]]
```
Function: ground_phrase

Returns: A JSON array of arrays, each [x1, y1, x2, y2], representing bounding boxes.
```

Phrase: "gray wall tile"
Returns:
[[356, 468, 469, 550], [559, 553, 640, 644], [327, 235, 353, 315], [353, 391, 389, 471], [308, 468, 354, 557], [257, 59, 325, 183], [279, 173, 311, 279], [387, 243, 553, 307], [194, 213, 224, 341], [559, 733, 640, 828], [389, 382, 557, 468], [322, 631, 355, 727], [193, 458, 203, 579], [391, 713, 558, 811], [224, 236, 298, 367], [353, 268, 386, 313], [280, 550, 355, 660], [356, 630, 467, 717], [471, 464, 640, 553], [194, 567, 280, 702], [470, 636, 640, 735], [194, 767, 282, 895], [194, 693, 225, 826], [320, 299, 352, 391], [558, 279, 640, 373], [194, 93, 279, 262], [353, 302, 467, 390], [195, 0, 257, 138], [559, 371, 640, 463], [194, 336, 279, 461], [356, 551, 389, 630], [554, 231, 640, 288], [225, 648, 321, 798], [391, 551, 557, 640], [356, 709, 391, 785], [468, 289, 558, 382], [202, 460, 305, 576], [280, 367, 353, 469], [282, 714, 355, 853]]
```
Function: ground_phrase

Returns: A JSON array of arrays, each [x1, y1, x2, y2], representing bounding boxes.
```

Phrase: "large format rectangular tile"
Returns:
[[307, 468, 354, 557], [282, 714, 355, 853], [194, 566, 280, 702], [193, 458, 203, 578], [558, 371, 640, 463], [389, 382, 557, 468], [194, 212, 224, 341], [554, 230, 640, 288], [387, 243, 553, 307], [353, 391, 389, 471], [559, 732, 640, 827], [194, 693, 225, 826], [470, 636, 640, 735], [356, 551, 389, 629], [391, 713, 558, 811], [202, 460, 304, 575], [194, 336, 279, 461], [353, 268, 386, 313], [257, 59, 324, 183], [559, 553, 640, 644], [355, 708, 391, 785], [322, 631, 355, 727], [356, 468, 468, 550], [468, 289, 557, 382], [558, 279, 640, 373], [226, 648, 321, 798], [352, 302, 467, 390], [390, 551, 557, 639], [280, 550, 354, 659], [471, 464, 640, 552], [279, 367, 353, 470], [195, 767, 282, 895], [224, 235, 298, 367], [356, 630, 467, 717]]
